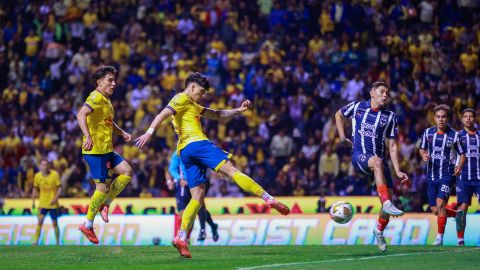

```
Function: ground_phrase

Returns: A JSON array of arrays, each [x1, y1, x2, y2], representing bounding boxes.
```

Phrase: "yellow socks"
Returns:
[[232, 171, 272, 200], [179, 199, 202, 241], [105, 175, 131, 205], [86, 190, 107, 223], [34, 224, 41, 244]]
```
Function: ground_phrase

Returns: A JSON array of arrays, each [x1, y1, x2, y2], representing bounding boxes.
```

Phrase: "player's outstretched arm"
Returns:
[[135, 107, 174, 148], [335, 109, 352, 146], [202, 99, 252, 120], [389, 139, 409, 183], [76, 106, 94, 151], [113, 122, 132, 142]]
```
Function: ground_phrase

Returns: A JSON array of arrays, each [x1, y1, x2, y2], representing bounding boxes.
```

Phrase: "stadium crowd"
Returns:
[[0, 0, 479, 213]]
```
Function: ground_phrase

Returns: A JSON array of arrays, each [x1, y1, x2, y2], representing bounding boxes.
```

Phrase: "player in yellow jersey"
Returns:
[[135, 72, 290, 258], [31, 158, 61, 245], [76, 66, 133, 244]]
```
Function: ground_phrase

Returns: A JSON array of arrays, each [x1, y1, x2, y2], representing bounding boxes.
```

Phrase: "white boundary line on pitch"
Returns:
[[237, 248, 480, 270]]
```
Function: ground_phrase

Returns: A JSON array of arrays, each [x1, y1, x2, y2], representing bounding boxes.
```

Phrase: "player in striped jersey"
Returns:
[[455, 108, 480, 246], [336, 81, 409, 252], [419, 104, 465, 246]]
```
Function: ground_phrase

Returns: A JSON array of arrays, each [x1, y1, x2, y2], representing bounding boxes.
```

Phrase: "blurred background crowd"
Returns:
[[0, 0, 479, 213]]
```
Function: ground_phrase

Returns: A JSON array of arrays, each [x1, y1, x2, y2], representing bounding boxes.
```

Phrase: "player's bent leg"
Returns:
[[368, 157, 403, 217], [219, 161, 290, 215]]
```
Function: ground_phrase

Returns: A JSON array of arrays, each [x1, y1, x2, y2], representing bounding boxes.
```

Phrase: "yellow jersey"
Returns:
[[34, 170, 61, 209], [167, 93, 208, 151], [82, 90, 114, 154]]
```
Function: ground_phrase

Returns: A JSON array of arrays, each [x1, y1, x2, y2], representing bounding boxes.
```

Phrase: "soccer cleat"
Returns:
[[432, 235, 443, 246], [455, 210, 465, 232], [172, 236, 192, 258], [211, 223, 219, 242], [100, 204, 109, 223], [373, 228, 387, 252], [197, 229, 206, 241], [78, 224, 99, 244], [382, 201, 404, 217], [458, 239, 465, 246], [267, 200, 290, 216]]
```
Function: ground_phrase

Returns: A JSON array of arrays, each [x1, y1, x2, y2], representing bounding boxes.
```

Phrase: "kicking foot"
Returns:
[[373, 228, 387, 252], [382, 201, 404, 217], [78, 224, 99, 244], [100, 204, 109, 223], [267, 200, 290, 216], [172, 236, 192, 258]]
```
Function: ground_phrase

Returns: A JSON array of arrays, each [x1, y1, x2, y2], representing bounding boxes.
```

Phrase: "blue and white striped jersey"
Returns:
[[341, 100, 398, 159], [419, 126, 463, 181], [458, 129, 480, 182]]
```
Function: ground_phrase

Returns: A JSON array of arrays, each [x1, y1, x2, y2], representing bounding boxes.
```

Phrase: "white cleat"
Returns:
[[373, 228, 387, 252], [382, 200, 404, 217], [432, 235, 443, 246]]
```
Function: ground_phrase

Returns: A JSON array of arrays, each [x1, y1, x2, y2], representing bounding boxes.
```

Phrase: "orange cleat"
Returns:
[[172, 236, 192, 258], [79, 224, 99, 244], [267, 200, 290, 216], [100, 204, 109, 223]]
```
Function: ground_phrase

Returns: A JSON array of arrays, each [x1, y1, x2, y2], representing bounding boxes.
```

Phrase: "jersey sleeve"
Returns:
[[168, 153, 182, 181], [385, 113, 398, 139], [419, 130, 429, 150], [84, 92, 102, 112], [166, 94, 188, 115], [340, 101, 358, 118], [453, 132, 464, 154]]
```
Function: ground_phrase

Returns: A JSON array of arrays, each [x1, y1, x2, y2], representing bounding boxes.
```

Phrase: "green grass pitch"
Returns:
[[1, 246, 478, 270]]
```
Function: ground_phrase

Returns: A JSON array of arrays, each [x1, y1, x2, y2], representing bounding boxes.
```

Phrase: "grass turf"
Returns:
[[1, 245, 478, 270]]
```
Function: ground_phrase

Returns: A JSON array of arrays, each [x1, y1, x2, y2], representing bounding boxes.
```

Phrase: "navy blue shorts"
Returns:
[[456, 180, 480, 205], [427, 177, 455, 206], [83, 152, 125, 182], [180, 140, 232, 188], [39, 208, 58, 221], [352, 153, 393, 188]]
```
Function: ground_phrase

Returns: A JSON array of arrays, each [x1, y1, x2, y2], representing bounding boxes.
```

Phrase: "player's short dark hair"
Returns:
[[185, 72, 210, 90], [433, 104, 450, 116], [370, 81, 390, 92], [92, 65, 117, 84], [462, 108, 476, 117]]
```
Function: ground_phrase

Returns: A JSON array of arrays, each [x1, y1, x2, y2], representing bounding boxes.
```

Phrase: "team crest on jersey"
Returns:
[[359, 154, 366, 162], [446, 138, 453, 147], [380, 116, 388, 126]]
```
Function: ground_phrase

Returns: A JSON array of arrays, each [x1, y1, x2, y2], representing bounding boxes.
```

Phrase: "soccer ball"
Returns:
[[329, 201, 354, 224]]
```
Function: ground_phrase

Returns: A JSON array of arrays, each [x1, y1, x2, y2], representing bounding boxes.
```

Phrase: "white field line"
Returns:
[[237, 248, 480, 270]]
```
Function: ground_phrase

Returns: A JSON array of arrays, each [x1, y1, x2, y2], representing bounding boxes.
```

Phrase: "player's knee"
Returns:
[[371, 157, 382, 170]]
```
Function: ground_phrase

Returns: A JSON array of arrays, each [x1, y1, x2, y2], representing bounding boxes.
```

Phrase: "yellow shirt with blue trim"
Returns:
[[34, 170, 61, 209], [82, 90, 114, 154], [167, 93, 208, 151]]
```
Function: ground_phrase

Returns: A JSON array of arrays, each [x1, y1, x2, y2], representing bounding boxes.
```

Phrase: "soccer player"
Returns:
[[168, 150, 219, 242], [419, 104, 465, 246], [135, 72, 290, 258], [76, 66, 133, 244], [335, 81, 409, 252], [455, 108, 480, 246], [32, 158, 61, 245]]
